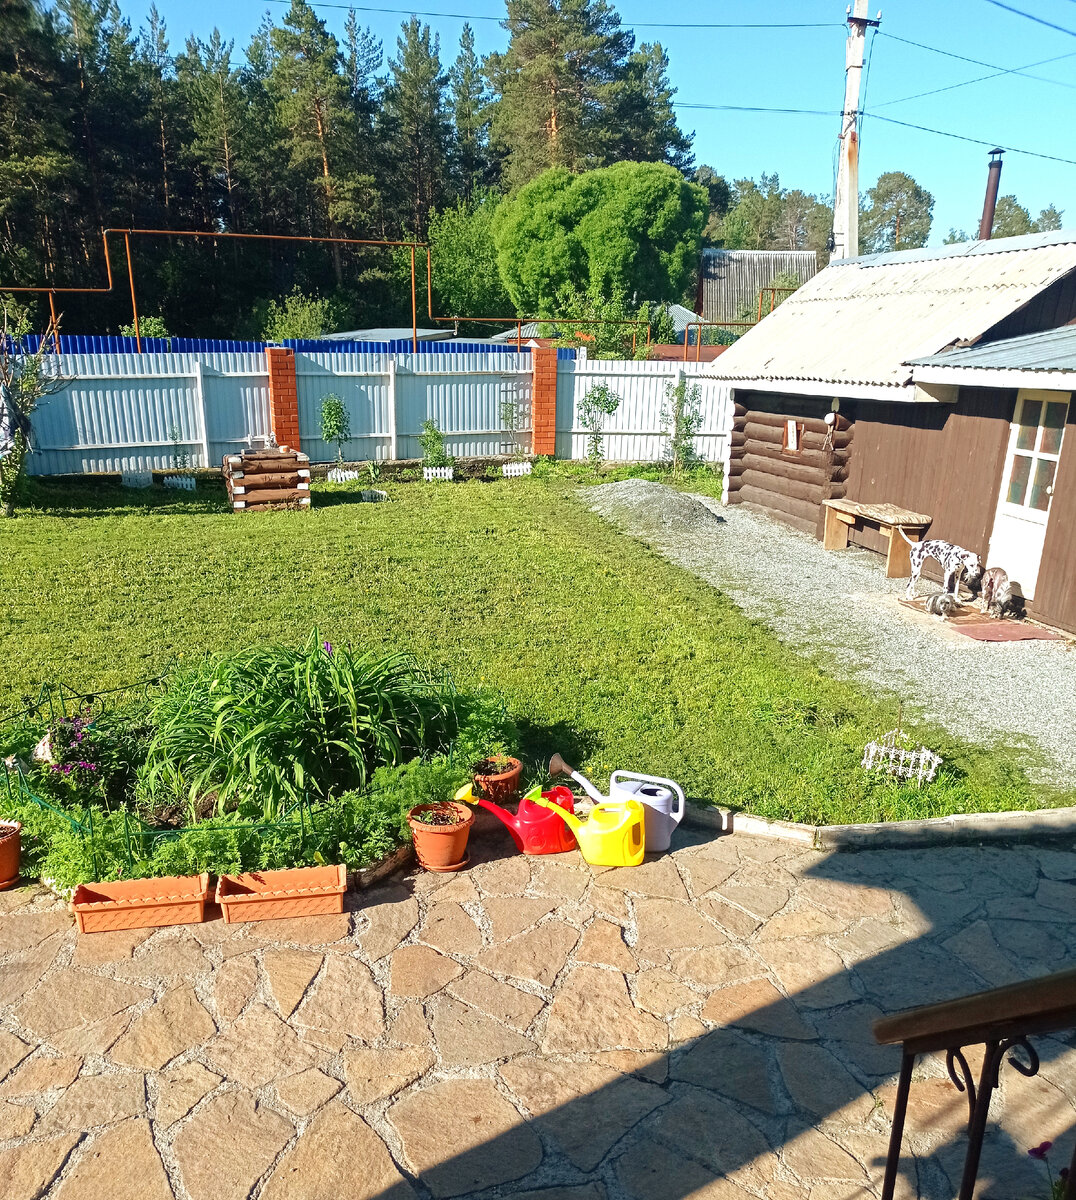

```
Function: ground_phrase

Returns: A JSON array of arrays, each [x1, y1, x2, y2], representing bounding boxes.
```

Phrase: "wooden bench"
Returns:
[[822, 499, 932, 579]]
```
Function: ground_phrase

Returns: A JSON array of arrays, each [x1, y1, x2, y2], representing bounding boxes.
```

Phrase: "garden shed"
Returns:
[[710, 230, 1076, 634]]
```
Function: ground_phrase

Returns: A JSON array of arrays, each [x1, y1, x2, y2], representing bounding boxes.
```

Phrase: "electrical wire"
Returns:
[[863, 112, 1076, 167], [877, 30, 1076, 88], [261, 0, 843, 28], [674, 103, 839, 116], [873, 49, 1076, 107], [982, 0, 1076, 37], [858, 25, 878, 136]]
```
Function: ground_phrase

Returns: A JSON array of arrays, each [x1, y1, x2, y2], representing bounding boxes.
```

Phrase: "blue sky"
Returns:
[[125, 0, 1076, 242]]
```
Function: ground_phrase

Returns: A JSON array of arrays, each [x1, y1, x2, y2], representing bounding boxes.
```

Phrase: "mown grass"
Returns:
[[1, 473, 1067, 824]]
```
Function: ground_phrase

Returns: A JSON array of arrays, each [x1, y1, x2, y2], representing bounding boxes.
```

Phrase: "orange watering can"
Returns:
[[528, 774, 645, 868], [454, 783, 577, 855]]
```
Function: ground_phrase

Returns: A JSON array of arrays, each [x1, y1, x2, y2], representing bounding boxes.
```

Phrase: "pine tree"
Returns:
[[268, 0, 355, 279], [449, 24, 491, 201], [612, 42, 693, 172], [381, 18, 452, 239], [486, 0, 634, 188], [136, 5, 175, 211]]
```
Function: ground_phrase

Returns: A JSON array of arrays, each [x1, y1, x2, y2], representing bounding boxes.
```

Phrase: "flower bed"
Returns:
[[0, 634, 518, 893]]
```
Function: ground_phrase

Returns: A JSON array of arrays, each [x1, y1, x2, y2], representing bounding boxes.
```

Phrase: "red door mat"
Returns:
[[898, 599, 1064, 642]]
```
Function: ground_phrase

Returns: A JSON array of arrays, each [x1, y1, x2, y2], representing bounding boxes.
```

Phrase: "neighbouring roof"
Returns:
[[322, 327, 452, 341], [698, 249, 818, 323], [710, 230, 1076, 401], [667, 303, 702, 338]]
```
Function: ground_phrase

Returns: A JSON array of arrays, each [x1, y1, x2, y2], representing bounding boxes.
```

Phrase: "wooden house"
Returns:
[[710, 231, 1076, 633]]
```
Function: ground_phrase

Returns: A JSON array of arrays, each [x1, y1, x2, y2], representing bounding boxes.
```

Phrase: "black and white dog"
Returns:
[[897, 528, 982, 600]]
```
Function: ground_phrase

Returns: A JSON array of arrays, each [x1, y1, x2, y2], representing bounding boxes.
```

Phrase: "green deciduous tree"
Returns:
[[492, 162, 708, 315], [428, 192, 511, 321], [860, 171, 933, 252], [261, 287, 342, 340]]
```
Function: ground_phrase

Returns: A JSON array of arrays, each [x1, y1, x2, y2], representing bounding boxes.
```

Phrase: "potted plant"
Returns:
[[0, 820, 21, 890], [419, 419, 454, 482], [472, 755, 523, 804], [408, 801, 473, 872]]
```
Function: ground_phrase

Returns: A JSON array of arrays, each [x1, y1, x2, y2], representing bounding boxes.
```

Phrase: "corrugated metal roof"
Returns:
[[908, 324, 1076, 372], [710, 232, 1076, 394], [699, 250, 818, 322]]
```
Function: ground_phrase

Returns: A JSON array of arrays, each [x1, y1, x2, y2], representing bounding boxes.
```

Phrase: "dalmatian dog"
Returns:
[[897, 528, 982, 600]]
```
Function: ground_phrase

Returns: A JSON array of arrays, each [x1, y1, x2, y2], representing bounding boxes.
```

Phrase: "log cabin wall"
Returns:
[[724, 391, 852, 537]]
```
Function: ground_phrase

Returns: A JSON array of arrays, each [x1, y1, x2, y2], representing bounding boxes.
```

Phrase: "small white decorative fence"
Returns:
[[501, 461, 532, 477], [423, 466, 454, 482], [162, 474, 197, 491]]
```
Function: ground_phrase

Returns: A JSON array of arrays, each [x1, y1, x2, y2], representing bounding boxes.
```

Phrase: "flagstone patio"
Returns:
[[1, 827, 1074, 1200]]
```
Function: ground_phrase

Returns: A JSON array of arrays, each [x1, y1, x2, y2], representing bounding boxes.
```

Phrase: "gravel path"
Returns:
[[587, 480, 1076, 789]]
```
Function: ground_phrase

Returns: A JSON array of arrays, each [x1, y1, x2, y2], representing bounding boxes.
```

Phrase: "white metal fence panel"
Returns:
[[27, 351, 270, 475], [394, 351, 532, 461], [554, 359, 732, 465], [294, 351, 394, 462], [28, 353, 200, 474]]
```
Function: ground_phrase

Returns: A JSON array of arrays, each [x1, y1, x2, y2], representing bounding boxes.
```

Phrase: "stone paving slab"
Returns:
[[1, 829, 1075, 1200]]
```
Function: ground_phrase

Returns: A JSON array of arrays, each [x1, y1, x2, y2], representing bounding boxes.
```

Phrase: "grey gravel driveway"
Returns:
[[586, 480, 1076, 790]]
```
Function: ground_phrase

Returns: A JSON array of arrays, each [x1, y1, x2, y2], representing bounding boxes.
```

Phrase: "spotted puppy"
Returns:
[[897, 529, 982, 600]]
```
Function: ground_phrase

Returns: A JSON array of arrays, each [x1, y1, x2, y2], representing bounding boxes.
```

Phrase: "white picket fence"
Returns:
[[25, 349, 731, 474]]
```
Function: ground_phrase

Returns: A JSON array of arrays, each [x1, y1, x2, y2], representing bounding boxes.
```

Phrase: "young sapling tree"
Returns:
[[578, 382, 620, 470], [661, 376, 704, 476], [419, 419, 453, 468], [320, 393, 351, 463]]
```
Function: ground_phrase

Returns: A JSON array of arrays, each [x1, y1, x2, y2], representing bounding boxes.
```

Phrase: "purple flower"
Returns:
[[1028, 1142, 1053, 1160], [323, 641, 333, 656]]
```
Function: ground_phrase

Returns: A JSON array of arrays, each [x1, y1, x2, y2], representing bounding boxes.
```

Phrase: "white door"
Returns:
[[986, 389, 1069, 600]]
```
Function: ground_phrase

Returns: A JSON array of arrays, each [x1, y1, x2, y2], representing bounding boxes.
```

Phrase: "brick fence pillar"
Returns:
[[531, 346, 558, 457], [266, 347, 300, 450]]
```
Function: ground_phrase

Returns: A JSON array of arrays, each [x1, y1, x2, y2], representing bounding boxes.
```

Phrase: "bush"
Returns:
[[262, 287, 342, 341], [140, 632, 458, 819], [418, 420, 453, 468], [320, 393, 350, 463]]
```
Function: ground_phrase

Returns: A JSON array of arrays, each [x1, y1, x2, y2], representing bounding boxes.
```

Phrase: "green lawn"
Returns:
[[1, 473, 1064, 825]]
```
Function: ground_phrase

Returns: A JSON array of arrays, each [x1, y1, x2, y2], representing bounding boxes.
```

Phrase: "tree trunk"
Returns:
[[313, 100, 343, 285]]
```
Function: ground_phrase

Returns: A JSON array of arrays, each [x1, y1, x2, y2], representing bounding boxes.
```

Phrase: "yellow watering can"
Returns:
[[527, 780, 646, 868]]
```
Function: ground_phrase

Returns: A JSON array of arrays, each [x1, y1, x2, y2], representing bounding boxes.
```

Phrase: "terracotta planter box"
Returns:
[[216, 864, 347, 923], [0, 821, 21, 891], [71, 873, 210, 934]]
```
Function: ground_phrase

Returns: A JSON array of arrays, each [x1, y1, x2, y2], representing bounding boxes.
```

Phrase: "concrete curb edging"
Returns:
[[682, 801, 1076, 850]]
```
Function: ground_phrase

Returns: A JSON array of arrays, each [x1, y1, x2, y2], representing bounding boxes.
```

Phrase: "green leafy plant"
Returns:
[[320, 393, 350, 463], [661, 377, 704, 477], [169, 423, 191, 472], [261, 287, 342, 341], [419, 419, 453, 468], [120, 315, 170, 341], [578, 382, 620, 469], [140, 631, 458, 819]]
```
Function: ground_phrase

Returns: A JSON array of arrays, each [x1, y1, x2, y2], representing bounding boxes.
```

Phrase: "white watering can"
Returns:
[[548, 754, 686, 853]]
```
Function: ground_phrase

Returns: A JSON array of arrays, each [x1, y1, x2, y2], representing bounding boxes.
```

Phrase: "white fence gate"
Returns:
[[554, 358, 733, 464]]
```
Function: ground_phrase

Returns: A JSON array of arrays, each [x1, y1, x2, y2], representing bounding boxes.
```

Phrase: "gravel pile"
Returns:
[[587, 481, 1076, 788]]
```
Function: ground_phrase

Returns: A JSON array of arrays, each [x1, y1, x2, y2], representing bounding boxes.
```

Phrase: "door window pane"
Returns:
[[1016, 398, 1042, 450], [1029, 458, 1057, 511], [1041, 401, 1068, 456], [1007, 454, 1032, 505]]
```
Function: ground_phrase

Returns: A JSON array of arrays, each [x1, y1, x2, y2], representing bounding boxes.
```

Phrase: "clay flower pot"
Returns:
[[0, 821, 22, 891], [471, 756, 523, 805], [408, 801, 474, 872], [71, 873, 210, 933], [216, 864, 347, 924]]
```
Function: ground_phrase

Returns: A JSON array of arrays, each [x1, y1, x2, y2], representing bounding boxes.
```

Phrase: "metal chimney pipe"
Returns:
[[978, 149, 1004, 240]]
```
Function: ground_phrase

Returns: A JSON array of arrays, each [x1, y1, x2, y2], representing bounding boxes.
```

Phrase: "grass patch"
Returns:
[[1, 474, 1068, 824]]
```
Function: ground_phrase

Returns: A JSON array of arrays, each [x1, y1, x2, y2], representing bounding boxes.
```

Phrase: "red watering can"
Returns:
[[454, 783, 577, 855]]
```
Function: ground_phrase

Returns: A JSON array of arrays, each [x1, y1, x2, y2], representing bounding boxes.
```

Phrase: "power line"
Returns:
[[982, 0, 1076, 37], [873, 49, 1076, 107], [674, 103, 839, 116], [877, 29, 1076, 88], [261, 1, 842, 28], [863, 112, 1076, 167]]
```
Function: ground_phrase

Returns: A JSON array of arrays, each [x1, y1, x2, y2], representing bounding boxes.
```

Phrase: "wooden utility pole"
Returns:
[[832, 1, 879, 260]]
